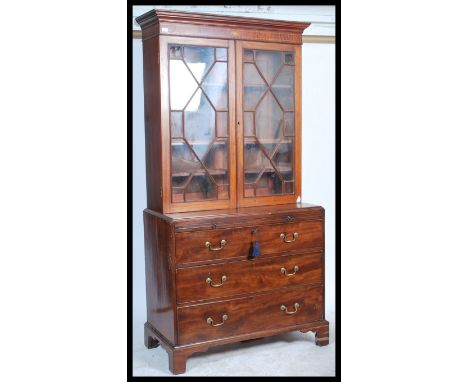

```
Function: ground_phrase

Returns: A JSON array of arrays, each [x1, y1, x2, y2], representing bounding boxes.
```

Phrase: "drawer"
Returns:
[[175, 220, 323, 264], [259, 220, 323, 255], [176, 252, 323, 303], [175, 226, 253, 264], [177, 284, 323, 345]]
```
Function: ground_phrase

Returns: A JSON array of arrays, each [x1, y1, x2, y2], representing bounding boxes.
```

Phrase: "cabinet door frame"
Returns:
[[159, 35, 237, 213], [235, 40, 302, 208]]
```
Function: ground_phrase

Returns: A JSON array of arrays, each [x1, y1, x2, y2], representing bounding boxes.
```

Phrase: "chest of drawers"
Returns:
[[143, 203, 329, 374]]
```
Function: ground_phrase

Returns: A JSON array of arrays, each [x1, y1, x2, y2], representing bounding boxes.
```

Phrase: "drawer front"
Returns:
[[177, 285, 323, 345], [175, 220, 323, 264], [259, 221, 323, 254], [176, 252, 323, 303], [175, 227, 253, 264]]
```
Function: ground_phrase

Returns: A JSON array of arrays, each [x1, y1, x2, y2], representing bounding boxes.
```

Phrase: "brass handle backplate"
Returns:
[[207, 314, 228, 327], [280, 302, 300, 315], [280, 232, 299, 243], [280, 265, 299, 276], [206, 275, 227, 287], [205, 239, 227, 251]]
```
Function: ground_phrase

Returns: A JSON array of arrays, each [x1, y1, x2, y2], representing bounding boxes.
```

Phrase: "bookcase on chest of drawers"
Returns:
[[136, 9, 329, 374]]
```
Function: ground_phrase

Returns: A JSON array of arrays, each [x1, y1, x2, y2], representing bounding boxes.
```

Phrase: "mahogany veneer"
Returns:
[[136, 9, 329, 375]]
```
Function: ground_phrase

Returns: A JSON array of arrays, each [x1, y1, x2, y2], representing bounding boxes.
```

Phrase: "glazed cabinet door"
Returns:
[[236, 41, 302, 207], [159, 36, 236, 213]]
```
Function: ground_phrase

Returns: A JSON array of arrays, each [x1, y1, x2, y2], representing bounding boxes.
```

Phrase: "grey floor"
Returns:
[[133, 310, 335, 376]]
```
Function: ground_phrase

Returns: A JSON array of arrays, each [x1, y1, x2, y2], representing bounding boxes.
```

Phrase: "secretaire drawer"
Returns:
[[177, 284, 323, 345], [175, 220, 323, 265], [176, 252, 323, 303]]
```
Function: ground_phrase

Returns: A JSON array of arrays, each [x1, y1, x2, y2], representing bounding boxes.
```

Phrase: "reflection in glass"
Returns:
[[206, 143, 228, 172], [285, 53, 294, 65], [202, 62, 228, 110], [284, 181, 294, 194], [244, 142, 270, 173], [255, 50, 282, 84], [244, 49, 254, 62], [185, 175, 216, 201], [256, 172, 282, 196], [169, 45, 183, 59], [169, 60, 198, 110], [243, 63, 267, 110], [272, 65, 294, 111], [184, 46, 214, 82], [171, 142, 201, 175], [284, 112, 295, 136], [216, 112, 228, 138], [216, 48, 228, 61], [256, 91, 282, 144], [184, 90, 215, 158], [244, 112, 255, 137], [273, 142, 294, 181], [171, 111, 183, 138]]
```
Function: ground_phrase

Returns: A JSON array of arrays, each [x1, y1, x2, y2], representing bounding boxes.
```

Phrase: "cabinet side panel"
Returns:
[[144, 210, 176, 344], [142, 36, 163, 212]]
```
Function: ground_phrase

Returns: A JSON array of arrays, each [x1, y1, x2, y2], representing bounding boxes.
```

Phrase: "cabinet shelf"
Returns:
[[244, 84, 292, 88], [244, 166, 292, 175], [172, 169, 228, 177], [172, 140, 227, 146], [244, 137, 293, 144]]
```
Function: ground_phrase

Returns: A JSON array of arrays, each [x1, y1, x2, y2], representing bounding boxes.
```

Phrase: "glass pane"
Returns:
[[217, 184, 229, 200], [244, 142, 270, 172], [184, 46, 214, 82], [169, 45, 183, 59], [244, 49, 254, 62], [216, 112, 228, 138], [244, 141, 272, 196], [256, 91, 282, 145], [284, 181, 294, 194], [184, 89, 215, 158], [205, 143, 228, 172], [169, 60, 198, 110], [242, 48, 295, 199], [284, 53, 294, 65], [272, 65, 294, 111], [243, 63, 267, 110], [169, 44, 231, 204], [171, 111, 183, 138], [171, 141, 201, 176], [255, 50, 282, 84], [185, 175, 216, 202], [273, 142, 294, 181], [256, 172, 282, 196], [244, 112, 255, 137], [284, 112, 295, 136], [172, 187, 185, 203], [216, 48, 227, 61], [202, 62, 227, 110]]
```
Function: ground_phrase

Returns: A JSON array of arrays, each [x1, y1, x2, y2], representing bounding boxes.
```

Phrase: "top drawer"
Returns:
[[175, 220, 323, 265]]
